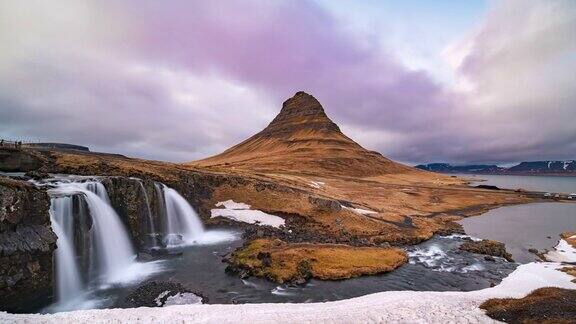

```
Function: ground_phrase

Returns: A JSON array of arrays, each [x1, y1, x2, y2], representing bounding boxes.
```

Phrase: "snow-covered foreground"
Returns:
[[2, 262, 575, 324]]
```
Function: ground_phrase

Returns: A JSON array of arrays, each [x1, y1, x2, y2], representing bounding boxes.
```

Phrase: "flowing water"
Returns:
[[45, 179, 164, 312], [6, 172, 574, 313], [135, 180, 157, 248], [49, 197, 83, 308], [107, 234, 514, 305], [159, 184, 205, 246]]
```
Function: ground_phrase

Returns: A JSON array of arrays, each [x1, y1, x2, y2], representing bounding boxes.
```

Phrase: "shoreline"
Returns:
[[2, 262, 574, 323]]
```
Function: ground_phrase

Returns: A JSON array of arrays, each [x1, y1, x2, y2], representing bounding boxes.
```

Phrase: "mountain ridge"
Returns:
[[416, 160, 576, 175], [188, 91, 417, 177]]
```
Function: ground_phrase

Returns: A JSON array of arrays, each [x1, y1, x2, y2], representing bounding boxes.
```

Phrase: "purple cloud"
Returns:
[[0, 0, 574, 164]]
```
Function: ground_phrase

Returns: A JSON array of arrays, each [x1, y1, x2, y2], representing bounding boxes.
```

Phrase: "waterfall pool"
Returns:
[[5, 173, 573, 314]]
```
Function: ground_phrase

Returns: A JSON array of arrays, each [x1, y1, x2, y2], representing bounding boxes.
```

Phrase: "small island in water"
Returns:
[[1, 92, 575, 323], [1, 0, 575, 322]]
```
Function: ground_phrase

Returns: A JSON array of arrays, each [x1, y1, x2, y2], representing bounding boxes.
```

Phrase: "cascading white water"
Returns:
[[84, 182, 111, 204], [49, 196, 83, 305], [48, 181, 140, 301], [136, 180, 155, 234], [80, 182, 136, 283], [159, 184, 205, 246], [43, 178, 165, 312], [135, 180, 158, 248]]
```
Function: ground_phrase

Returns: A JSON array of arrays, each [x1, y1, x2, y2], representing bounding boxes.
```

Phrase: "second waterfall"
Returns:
[[154, 183, 205, 246]]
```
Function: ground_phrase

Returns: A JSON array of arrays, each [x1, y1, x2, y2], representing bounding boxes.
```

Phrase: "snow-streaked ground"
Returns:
[[309, 181, 325, 189], [211, 200, 285, 228], [215, 200, 251, 210], [342, 206, 378, 215], [2, 262, 574, 323], [545, 239, 576, 263]]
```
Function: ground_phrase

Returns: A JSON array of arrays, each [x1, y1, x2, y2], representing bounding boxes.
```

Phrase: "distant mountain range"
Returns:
[[416, 161, 575, 175]]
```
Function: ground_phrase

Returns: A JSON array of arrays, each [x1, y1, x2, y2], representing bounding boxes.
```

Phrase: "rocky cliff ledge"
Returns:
[[0, 176, 56, 312]]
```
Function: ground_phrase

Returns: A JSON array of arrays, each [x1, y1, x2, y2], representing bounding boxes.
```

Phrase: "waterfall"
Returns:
[[80, 182, 135, 283], [49, 196, 83, 305], [45, 178, 165, 312], [136, 180, 157, 248], [47, 180, 138, 307], [157, 184, 204, 246], [84, 182, 110, 204]]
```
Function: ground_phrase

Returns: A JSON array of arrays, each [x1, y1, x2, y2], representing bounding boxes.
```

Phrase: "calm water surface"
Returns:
[[460, 203, 576, 263], [457, 173, 576, 193], [459, 174, 576, 263]]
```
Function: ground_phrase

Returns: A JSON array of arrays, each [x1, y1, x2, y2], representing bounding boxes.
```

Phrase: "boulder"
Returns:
[[122, 281, 204, 307], [459, 239, 514, 262], [0, 176, 56, 312], [308, 196, 341, 212]]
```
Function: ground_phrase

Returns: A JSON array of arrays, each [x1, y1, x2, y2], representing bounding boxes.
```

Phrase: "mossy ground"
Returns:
[[481, 287, 576, 323], [229, 238, 408, 283]]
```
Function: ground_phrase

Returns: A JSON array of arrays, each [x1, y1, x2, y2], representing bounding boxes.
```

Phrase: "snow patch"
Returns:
[[164, 293, 203, 306], [211, 200, 285, 228], [309, 181, 325, 189], [545, 239, 576, 263], [342, 206, 377, 215], [215, 200, 251, 210]]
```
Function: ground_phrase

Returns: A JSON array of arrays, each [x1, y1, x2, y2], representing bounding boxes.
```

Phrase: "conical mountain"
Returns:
[[189, 91, 415, 177]]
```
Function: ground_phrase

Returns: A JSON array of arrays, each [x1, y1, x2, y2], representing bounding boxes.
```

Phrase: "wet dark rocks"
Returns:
[[475, 185, 501, 190], [122, 281, 205, 308], [307, 196, 341, 212], [240, 217, 370, 247], [23, 170, 50, 181], [459, 239, 514, 262], [0, 177, 55, 312]]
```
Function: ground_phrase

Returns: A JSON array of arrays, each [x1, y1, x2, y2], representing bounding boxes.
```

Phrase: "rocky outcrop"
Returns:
[[0, 148, 44, 172], [459, 239, 514, 262], [122, 281, 204, 307], [307, 196, 342, 213], [0, 176, 56, 312], [100, 177, 162, 250]]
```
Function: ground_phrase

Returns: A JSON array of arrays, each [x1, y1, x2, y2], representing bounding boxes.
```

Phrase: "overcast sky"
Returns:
[[0, 0, 574, 165]]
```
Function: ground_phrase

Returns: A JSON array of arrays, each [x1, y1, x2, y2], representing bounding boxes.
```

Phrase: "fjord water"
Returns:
[[461, 203, 576, 263], [459, 174, 576, 263], [461, 173, 576, 193]]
